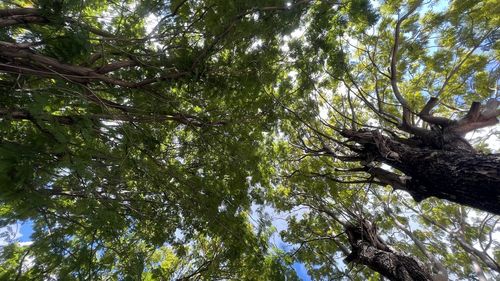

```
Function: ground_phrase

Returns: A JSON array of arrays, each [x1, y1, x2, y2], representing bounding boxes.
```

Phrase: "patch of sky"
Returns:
[[247, 38, 264, 53], [0, 224, 21, 246], [280, 26, 307, 53], [0, 220, 33, 246], [249, 202, 313, 279], [467, 126, 500, 153], [19, 220, 34, 242], [293, 262, 311, 281]]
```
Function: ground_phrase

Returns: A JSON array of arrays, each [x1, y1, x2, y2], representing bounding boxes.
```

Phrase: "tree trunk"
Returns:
[[387, 146, 500, 215], [342, 130, 500, 215], [345, 220, 434, 281]]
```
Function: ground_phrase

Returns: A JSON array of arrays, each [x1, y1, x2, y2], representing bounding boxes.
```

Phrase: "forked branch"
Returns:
[[418, 97, 453, 126]]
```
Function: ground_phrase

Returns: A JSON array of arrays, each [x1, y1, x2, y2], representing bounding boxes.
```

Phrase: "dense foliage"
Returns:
[[0, 0, 498, 280]]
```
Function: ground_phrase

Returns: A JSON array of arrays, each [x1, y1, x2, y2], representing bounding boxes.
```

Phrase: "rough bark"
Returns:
[[380, 197, 449, 280], [338, 96, 500, 215], [345, 219, 434, 281], [342, 130, 500, 215]]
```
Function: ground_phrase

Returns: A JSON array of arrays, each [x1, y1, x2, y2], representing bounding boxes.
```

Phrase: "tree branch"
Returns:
[[453, 99, 499, 136], [390, 2, 423, 133], [418, 97, 453, 126]]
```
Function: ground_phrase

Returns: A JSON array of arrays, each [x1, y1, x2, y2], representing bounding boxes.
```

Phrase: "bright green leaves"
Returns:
[[0, 243, 33, 280], [0, 0, 326, 279], [344, 0, 379, 29]]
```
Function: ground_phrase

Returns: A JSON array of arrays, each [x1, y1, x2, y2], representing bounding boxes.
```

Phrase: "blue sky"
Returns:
[[294, 262, 311, 280], [19, 220, 34, 242], [0, 220, 33, 245]]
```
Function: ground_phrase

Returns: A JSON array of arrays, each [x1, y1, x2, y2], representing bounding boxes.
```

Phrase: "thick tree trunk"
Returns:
[[387, 146, 500, 215], [345, 220, 434, 281], [343, 130, 500, 215]]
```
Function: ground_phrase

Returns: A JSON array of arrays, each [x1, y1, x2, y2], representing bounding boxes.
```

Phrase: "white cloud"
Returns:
[[0, 223, 22, 246]]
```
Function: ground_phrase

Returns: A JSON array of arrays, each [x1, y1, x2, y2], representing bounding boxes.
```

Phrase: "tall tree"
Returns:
[[267, 0, 499, 279], [0, 0, 316, 278], [278, 0, 499, 214]]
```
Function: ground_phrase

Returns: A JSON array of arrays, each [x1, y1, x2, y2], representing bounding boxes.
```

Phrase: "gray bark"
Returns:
[[345, 220, 434, 281], [342, 130, 500, 215]]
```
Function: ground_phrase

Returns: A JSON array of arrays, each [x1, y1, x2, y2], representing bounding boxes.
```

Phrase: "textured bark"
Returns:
[[342, 130, 500, 215], [386, 142, 500, 214], [0, 8, 47, 28], [345, 220, 433, 281]]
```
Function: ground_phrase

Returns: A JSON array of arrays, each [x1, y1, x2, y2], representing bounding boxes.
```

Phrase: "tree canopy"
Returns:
[[0, 0, 498, 280]]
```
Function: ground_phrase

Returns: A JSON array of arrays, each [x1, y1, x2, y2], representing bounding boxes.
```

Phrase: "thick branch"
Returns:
[[452, 99, 500, 136], [0, 8, 41, 17], [96, 60, 137, 74], [418, 97, 453, 127], [0, 46, 189, 87], [0, 8, 46, 27], [366, 167, 407, 191], [378, 197, 448, 279], [345, 219, 433, 281], [0, 14, 47, 27], [341, 129, 500, 214]]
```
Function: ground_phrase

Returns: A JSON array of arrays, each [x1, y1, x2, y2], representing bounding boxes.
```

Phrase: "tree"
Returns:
[[0, 0, 314, 278], [0, 0, 498, 280], [268, 0, 500, 279], [271, 181, 499, 280], [278, 0, 499, 214]]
